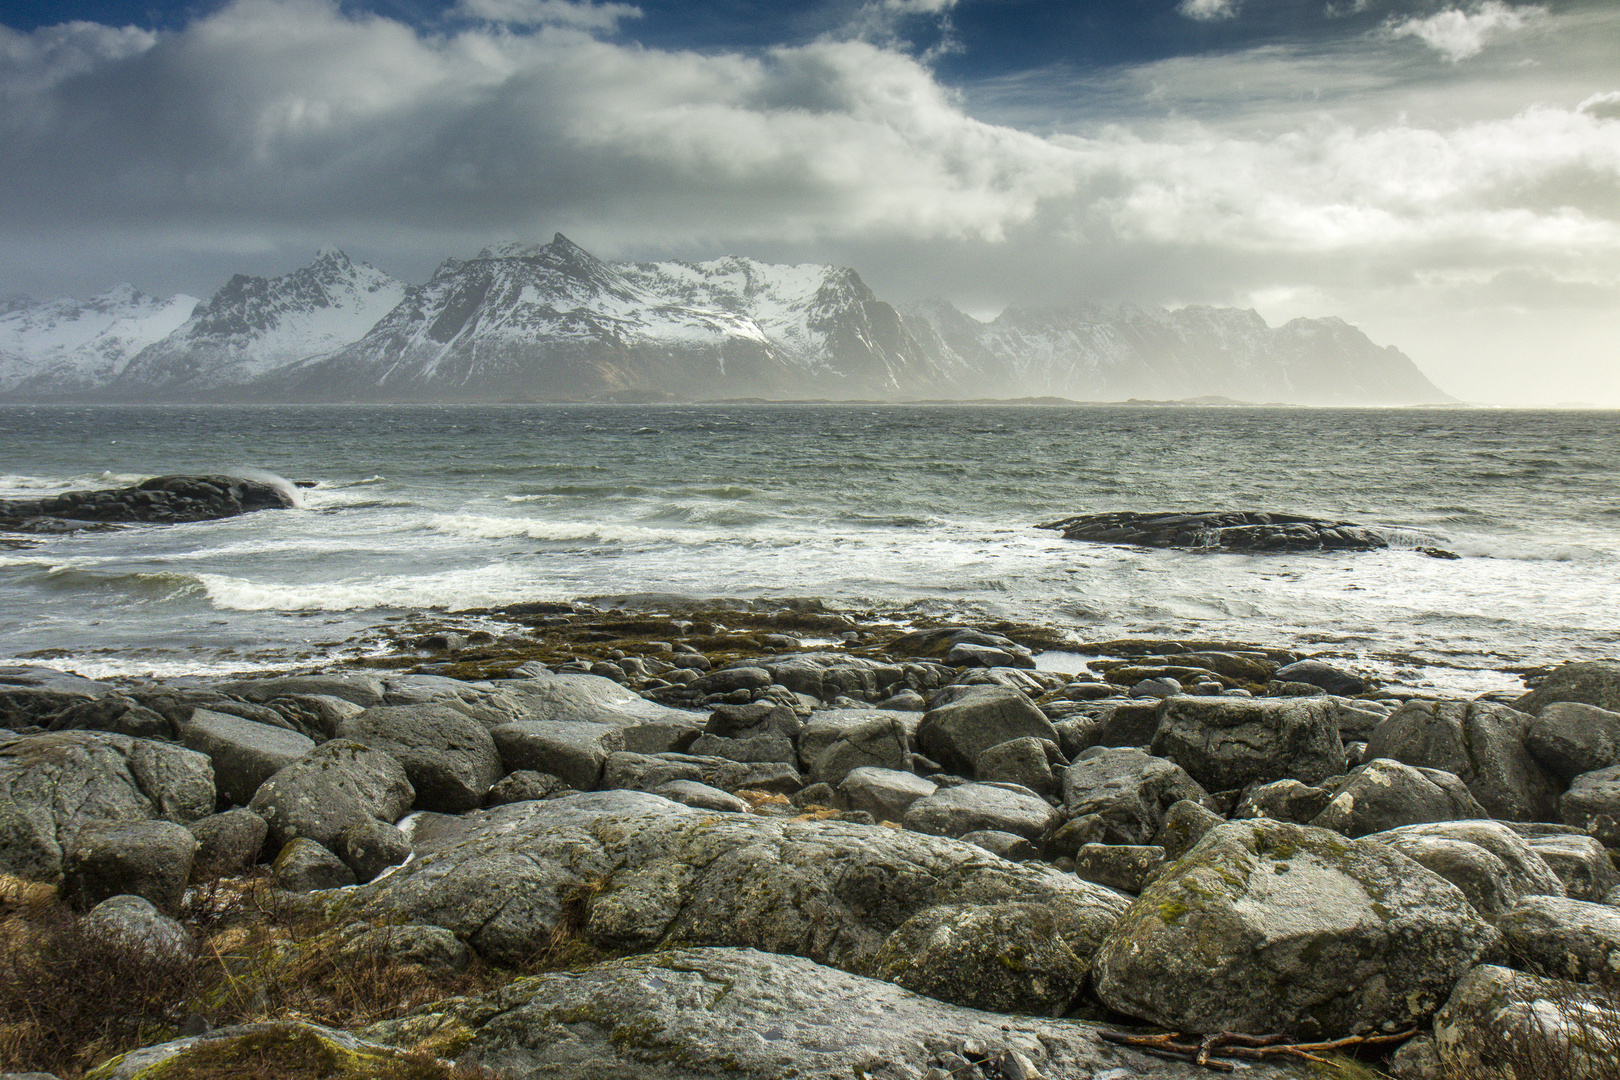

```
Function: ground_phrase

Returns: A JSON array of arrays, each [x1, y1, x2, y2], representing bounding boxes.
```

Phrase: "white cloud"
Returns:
[[1, 0, 1618, 402], [1385, 1, 1545, 62], [1178, 0, 1240, 22], [449, 0, 641, 31]]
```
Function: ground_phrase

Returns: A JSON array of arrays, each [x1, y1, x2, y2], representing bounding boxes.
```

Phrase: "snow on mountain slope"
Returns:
[[0, 285, 200, 395], [897, 300, 1452, 405], [1, 237, 1450, 404], [112, 250, 405, 392], [277, 235, 945, 401]]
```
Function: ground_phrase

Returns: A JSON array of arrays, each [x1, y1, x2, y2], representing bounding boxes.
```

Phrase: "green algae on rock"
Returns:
[[1092, 817, 1498, 1039]]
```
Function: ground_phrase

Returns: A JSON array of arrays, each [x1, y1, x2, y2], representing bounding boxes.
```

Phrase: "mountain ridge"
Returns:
[[0, 235, 1454, 405]]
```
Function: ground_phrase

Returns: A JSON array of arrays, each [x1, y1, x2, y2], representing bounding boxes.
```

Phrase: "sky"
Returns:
[[0, 0, 1616, 405]]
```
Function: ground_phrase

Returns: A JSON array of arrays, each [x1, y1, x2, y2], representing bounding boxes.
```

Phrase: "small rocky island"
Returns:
[[0, 474, 296, 532], [1041, 510, 1396, 554], [4, 601, 1620, 1079]]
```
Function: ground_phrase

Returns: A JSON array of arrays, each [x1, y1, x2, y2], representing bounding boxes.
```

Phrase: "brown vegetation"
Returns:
[[0, 872, 600, 1079]]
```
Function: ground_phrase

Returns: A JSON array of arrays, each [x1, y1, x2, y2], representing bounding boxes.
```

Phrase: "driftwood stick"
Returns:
[[1101, 1026, 1421, 1072]]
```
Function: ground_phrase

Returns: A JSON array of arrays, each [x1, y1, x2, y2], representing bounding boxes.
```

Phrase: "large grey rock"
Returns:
[[1152, 798, 1225, 859], [1235, 778, 1335, 824], [493, 667, 706, 726], [1074, 843, 1166, 894], [1362, 820, 1566, 919], [212, 674, 386, 709], [491, 721, 625, 790], [336, 703, 502, 812], [809, 715, 913, 787], [902, 782, 1059, 841], [176, 708, 315, 807], [871, 902, 1086, 1014], [1367, 700, 1559, 822], [1527, 701, 1620, 782], [462, 946, 1310, 1080], [1523, 832, 1620, 902], [1150, 695, 1344, 790], [61, 820, 199, 910], [248, 739, 415, 850], [797, 709, 918, 770], [1078, 700, 1161, 750], [648, 779, 749, 813], [1092, 818, 1498, 1038], [186, 808, 268, 876], [1496, 895, 1620, 983], [335, 817, 412, 882], [598, 750, 798, 795], [1513, 660, 1620, 716], [1560, 765, 1620, 846], [83, 894, 191, 959], [1436, 964, 1620, 1080], [715, 653, 907, 703], [1061, 746, 1209, 846], [1275, 659, 1366, 696], [351, 790, 1130, 975], [45, 693, 170, 739], [1310, 758, 1489, 838], [0, 730, 214, 881], [272, 836, 356, 892], [974, 736, 1062, 796], [889, 626, 1035, 668], [836, 766, 936, 822], [686, 730, 797, 765], [915, 686, 1057, 776]]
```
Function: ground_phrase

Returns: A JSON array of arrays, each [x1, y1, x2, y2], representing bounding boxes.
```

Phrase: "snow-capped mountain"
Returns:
[[898, 301, 1449, 405], [274, 236, 943, 401], [112, 250, 405, 392], [0, 236, 1453, 404], [0, 285, 199, 394]]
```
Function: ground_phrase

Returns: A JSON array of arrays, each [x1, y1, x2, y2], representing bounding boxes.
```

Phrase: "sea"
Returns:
[[1, 403, 1616, 695]]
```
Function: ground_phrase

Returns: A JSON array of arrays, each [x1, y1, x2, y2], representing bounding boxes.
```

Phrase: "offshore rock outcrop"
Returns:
[[1039, 510, 1393, 553], [0, 474, 296, 529]]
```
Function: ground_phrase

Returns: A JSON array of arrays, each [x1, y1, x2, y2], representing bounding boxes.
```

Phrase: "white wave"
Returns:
[[419, 512, 768, 546], [227, 467, 305, 509], [1444, 537, 1605, 562], [195, 563, 565, 612]]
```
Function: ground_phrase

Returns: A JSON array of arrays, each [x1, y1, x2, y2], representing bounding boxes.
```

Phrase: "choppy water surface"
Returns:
[[1, 403, 1616, 691]]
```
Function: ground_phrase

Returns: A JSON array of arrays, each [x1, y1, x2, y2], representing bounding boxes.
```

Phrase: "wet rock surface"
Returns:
[[0, 474, 295, 528], [1039, 509, 1394, 553]]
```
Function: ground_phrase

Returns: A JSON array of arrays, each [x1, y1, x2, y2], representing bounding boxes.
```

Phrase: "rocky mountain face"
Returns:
[[271, 237, 945, 401], [898, 301, 1447, 405], [113, 249, 405, 393], [0, 236, 1452, 404], [0, 284, 199, 395]]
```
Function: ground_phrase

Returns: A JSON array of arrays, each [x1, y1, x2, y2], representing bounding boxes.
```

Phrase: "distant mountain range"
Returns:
[[0, 236, 1452, 405]]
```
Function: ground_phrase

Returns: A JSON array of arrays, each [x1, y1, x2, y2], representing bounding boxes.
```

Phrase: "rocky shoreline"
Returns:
[[4, 599, 1620, 1079]]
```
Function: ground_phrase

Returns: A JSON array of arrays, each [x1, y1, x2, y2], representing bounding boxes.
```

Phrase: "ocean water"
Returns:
[[1, 403, 1616, 692]]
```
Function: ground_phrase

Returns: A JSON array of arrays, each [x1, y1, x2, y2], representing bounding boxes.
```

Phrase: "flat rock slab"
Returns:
[[466, 946, 1317, 1080], [348, 790, 1129, 991], [1039, 510, 1393, 553], [0, 474, 294, 526]]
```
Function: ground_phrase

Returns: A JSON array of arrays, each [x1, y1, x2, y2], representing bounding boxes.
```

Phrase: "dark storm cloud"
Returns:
[[0, 0, 1617, 401]]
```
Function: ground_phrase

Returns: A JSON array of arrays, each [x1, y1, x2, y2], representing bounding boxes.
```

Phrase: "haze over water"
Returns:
[[2, 403, 1616, 693]]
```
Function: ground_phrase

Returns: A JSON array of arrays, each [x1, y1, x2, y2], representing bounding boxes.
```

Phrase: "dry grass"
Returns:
[[0, 872, 600, 1079], [1442, 959, 1620, 1080]]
